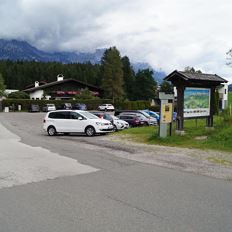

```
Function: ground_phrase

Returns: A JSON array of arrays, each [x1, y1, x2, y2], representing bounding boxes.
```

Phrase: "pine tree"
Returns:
[[134, 69, 157, 100], [121, 56, 135, 100], [160, 80, 173, 93], [0, 73, 5, 96], [101, 47, 124, 101]]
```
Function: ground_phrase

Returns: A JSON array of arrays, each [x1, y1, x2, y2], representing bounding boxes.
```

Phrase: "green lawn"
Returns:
[[228, 92, 232, 105], [117, 116, 232, 152]]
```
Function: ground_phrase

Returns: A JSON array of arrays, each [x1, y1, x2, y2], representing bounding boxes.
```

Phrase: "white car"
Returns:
[[111, 115, 129, 130], [43, 104, 56, 112], [43, 110, 113, 136], [98, 104, 115, 111]]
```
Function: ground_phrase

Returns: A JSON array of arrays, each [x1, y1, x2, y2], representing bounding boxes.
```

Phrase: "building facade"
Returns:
[[24, 74, 102, 100]]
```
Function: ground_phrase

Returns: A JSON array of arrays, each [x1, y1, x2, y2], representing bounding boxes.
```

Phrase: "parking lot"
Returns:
[[1, 112, 232, 232]]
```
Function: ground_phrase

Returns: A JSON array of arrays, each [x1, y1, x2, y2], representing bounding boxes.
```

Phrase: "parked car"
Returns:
[[144, 110, 177, 122], [72, 103, 87, 111], [57, 103, 72, 110], [98, 104, 115, 111], [118, 113, 146, 127], [92, 111, 125, 131], [118, 111, 157, 125], [43, 110, 114, 136], [111, 115, 129, 129], [143, 110, 160, 122], [42, 104, 56, 112], [28, 104, 40, 112]]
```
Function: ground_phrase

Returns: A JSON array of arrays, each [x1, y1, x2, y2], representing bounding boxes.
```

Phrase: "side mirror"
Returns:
[[78, 117, 83, 120]]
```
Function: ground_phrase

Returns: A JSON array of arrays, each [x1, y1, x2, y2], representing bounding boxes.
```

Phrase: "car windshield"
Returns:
[[80, 111, 99, 119], [47, 104, 55, 107], [140, 111, 150, 118]]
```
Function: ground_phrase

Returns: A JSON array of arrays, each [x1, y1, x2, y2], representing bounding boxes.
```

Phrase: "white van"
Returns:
[[43, 110, 113, 136]]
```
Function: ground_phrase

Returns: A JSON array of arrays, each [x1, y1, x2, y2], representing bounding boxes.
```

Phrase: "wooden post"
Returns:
[[176, 86, 184, 131], [206, 86, 215, 127]]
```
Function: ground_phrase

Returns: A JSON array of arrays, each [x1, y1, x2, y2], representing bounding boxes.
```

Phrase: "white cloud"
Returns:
[[0, 0, 232, 80]]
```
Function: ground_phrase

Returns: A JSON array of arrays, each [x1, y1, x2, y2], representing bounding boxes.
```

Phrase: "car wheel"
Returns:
[[47, 126, 57, 136], [85, 126, 95, 136], [113, 124, 118, 132]]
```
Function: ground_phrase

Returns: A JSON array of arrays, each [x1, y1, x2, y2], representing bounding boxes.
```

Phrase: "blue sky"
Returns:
[[0, 0, 232, 80]]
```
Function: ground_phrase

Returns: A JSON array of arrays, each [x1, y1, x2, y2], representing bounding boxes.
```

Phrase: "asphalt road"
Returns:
[[0, 112, 232, 232]]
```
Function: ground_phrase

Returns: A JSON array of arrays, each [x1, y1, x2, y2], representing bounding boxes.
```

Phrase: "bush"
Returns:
[[8, 91, 30, 99], [2, 99, 112, 111], [2, 99, 161, 112]]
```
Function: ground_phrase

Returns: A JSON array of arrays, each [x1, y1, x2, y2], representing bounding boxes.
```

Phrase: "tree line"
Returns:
[[0, 47, 172, 100]]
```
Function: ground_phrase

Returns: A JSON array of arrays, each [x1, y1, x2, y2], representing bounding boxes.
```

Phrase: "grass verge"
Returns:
[[116, 116, 232, 152]]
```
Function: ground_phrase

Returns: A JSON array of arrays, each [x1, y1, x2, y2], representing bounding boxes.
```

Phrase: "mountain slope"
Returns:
[[0, 39, 104, 63]]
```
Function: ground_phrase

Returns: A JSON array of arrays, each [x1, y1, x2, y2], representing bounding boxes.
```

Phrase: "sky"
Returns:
[[0, 0, 232, 80]]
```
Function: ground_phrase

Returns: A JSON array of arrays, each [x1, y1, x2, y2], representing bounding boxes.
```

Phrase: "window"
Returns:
[[49, 111, 70, 119], [80, 111, 98, 119], [104, 114, 112, 121], [70, 112, 82, 119]]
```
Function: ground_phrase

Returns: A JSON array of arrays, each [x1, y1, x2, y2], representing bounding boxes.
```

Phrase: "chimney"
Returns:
[[57, 74, 64, 82], [35, 81, 39, 87]]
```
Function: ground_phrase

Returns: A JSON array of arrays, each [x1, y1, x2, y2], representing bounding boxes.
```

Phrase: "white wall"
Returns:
[[218, 83, 228, 109], [29, 90, 44, 100]]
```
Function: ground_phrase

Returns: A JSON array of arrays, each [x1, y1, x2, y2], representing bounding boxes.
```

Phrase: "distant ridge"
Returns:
[[0, 39, 104, 63], [0, 39, 166, 82]]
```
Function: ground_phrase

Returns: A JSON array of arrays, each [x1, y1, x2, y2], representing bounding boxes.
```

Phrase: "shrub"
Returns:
[[8, 91, 30, 99]]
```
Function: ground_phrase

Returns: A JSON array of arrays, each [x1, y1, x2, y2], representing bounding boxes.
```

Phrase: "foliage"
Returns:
[[2, 99, 154, 111], [75, 88, 99, 100], [184, 66, 202, 73], [121, 56, 136, 100], [0, 60, 102, 90], [2, 99, 112, 111], [159, 80, 173, 93], [0, 48, 159, 101], [226, 49, 232, 67], [114, 100, 151, 110], [134, 69, 157, 100], [8, 91, 30, 99], [0, 73, 6, 96], [214, 90, 219, 115], [101, 47, 124, 101]]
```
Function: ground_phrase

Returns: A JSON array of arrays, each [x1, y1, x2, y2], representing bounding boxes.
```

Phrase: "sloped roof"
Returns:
[[165, 70, 228, 83], [24, 79, 102, 92]]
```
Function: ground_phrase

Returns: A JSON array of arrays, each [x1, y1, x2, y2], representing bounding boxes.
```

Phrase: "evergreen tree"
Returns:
[[184, 66, 202, 73], [160, 80, 173, 93], [134, 69, 157, 100], [101, 47, 124, 101], [0, 73, 6, 96], [121, 56, 135, 100]]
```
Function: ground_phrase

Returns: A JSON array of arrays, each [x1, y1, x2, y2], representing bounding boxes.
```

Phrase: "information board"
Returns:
[[184, 87, 210, 118]]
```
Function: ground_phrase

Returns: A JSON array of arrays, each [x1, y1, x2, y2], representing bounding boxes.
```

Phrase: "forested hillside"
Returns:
[[0, 60, 102, 90], [0, 47, 159, 100]]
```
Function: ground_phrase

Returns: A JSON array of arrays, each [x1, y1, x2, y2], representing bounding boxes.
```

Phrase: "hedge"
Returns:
[[2, 99, 112, 111], [2, 99, 161, 112]]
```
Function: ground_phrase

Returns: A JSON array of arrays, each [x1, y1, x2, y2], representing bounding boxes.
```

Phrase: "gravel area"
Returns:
[[77, 133, 232, 180]]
